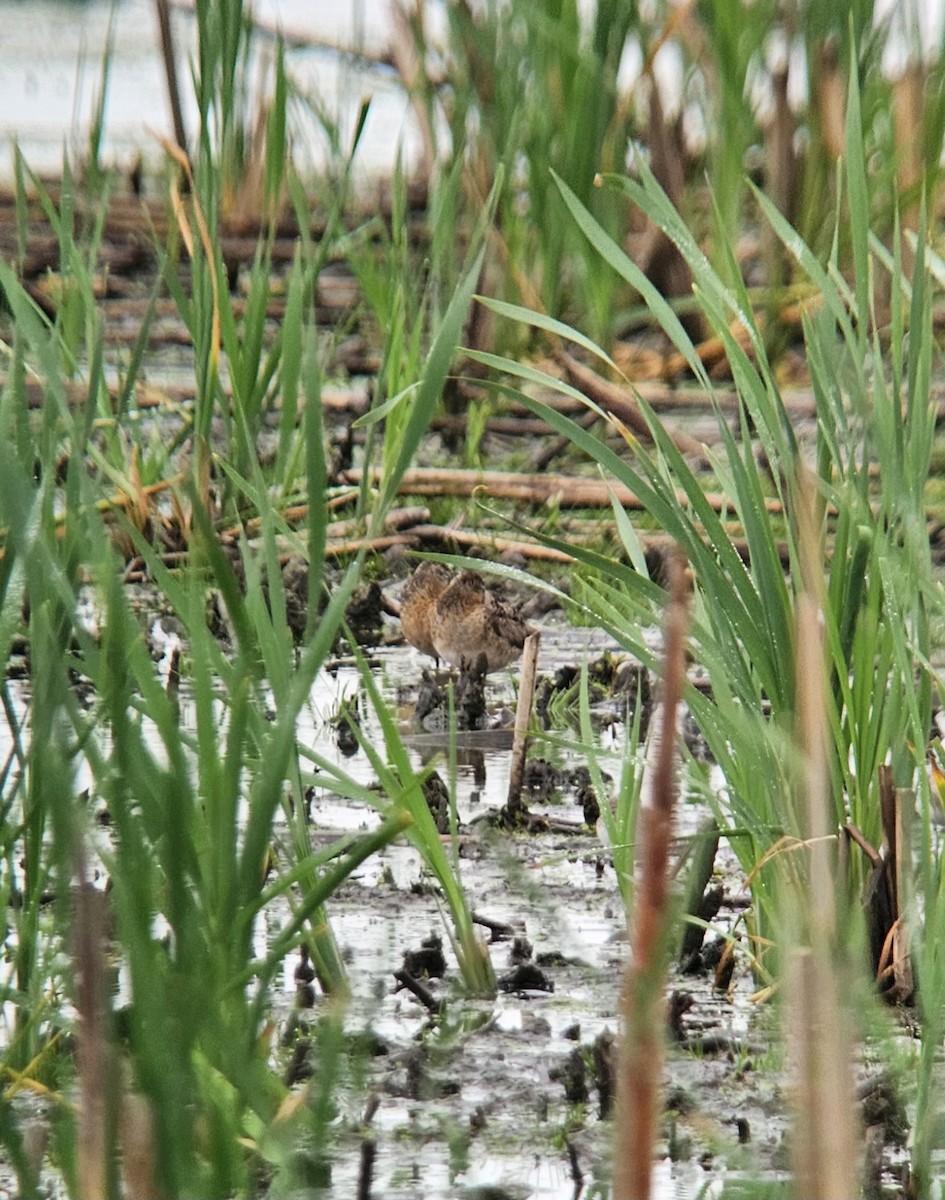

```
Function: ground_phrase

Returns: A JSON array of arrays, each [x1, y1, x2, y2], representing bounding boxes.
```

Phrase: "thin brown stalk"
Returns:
[[787, 470, 859, 1198], [893, 64, 926, 270], [389, 2, 438, 190], [73, 848, 116, 1199], [892, 782, 915, 1001], [120, 1094, 164, 1199], [153, 0, 188, 156], [403, 525, 575, 563], [506, 631, 541, 817], [813, 40, 846, 163], [614, 549, 689, 1200], [341, 466, 785, 516], [356, 1095, 379, 1200]]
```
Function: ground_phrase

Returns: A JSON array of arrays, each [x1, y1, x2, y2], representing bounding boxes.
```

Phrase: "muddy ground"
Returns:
[[243, 610, 912, 1200], [0, 601, 915, 1199]]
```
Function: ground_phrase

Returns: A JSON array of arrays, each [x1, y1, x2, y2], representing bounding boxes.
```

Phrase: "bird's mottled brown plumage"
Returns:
[[429, 569, 534, 673], [400, 564, 536, 673], [399, 561, 451, 660]]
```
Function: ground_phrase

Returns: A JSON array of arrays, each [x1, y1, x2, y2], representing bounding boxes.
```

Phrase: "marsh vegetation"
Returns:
[[2, 1, 945, 1196]]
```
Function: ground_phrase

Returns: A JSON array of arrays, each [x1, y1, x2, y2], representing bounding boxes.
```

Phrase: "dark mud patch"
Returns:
[[266, 621, 917, 1200], [249, 632, 760, 1198], [279, 813, 789, 1199]]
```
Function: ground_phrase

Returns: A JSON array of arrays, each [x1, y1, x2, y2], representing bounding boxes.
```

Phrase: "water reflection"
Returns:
[[0, 0, 420, 182]]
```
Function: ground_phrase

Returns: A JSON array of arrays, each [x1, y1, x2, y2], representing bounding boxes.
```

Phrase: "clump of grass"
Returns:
[[397, 0, 643, 337], [0, 248, 420, 1192], [473, 45, 944, 1193], [323, 644, 496, 998], [0, 26, 489, 1186], [392, 3, 945, 347], [475, 83, 934, 924]]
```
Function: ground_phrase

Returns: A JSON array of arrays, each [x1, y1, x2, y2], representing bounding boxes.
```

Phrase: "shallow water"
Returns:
[[258, 620, 772, 1200], [0, 601, 775, 1200], [0, 0, 422, 182]]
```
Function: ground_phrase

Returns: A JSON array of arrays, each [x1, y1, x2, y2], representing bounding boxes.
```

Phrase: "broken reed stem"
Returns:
[[74, 846, 115, 1200], [788, 470, 859, 1198], [892, 781, 914, 1001], [393, 968, 443, 1015], [342, 466, 786, 516], [614, 550, 689, 1200], [120, 1094, 163, 1200], [506, 631, 541, 816], [554, 346, 707, 461]]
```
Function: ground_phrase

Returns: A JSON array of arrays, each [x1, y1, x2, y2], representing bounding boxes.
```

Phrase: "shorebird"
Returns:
[[399, 561, 452, 662], [429, 568, 535, 674]]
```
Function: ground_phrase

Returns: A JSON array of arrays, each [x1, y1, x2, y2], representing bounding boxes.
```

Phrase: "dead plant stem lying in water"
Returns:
[[613, 549, 689, 1200]]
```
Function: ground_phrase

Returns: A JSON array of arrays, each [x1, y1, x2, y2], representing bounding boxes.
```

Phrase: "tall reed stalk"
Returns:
[[614, 552, 689, 1199]]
